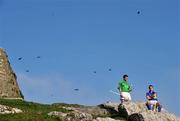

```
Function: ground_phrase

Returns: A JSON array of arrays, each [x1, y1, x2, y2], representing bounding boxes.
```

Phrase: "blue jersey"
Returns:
[[146, 91, 158, 101]]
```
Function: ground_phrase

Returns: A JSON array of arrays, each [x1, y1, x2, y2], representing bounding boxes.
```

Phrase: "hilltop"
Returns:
[[0, 99, 179, 121]]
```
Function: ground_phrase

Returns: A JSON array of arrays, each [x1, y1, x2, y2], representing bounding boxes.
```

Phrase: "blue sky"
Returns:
[[0, 0, 180, 116]]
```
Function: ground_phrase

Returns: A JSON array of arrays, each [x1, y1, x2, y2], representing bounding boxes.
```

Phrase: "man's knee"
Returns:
[[156, 102, 162, 112], [146, 102, 151, 110]]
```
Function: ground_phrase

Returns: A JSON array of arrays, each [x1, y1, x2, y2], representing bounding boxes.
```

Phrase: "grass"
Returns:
[[0, 99, 71, 121], [0, 99, 127, 121]]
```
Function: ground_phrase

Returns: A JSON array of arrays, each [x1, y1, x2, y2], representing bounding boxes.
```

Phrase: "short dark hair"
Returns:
[[123, 74, 128, 79], [149, 85, 153, 89]]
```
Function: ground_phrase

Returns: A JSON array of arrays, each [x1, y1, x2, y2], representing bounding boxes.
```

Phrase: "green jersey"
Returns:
[[118, 80, 132, 92]]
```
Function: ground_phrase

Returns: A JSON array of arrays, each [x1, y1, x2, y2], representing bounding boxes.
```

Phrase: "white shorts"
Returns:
[[121, 92, 131, 101], [148, 100, 158, 105]]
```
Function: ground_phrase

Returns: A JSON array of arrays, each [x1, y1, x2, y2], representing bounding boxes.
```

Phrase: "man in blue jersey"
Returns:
[[146, 85, 162, 112]]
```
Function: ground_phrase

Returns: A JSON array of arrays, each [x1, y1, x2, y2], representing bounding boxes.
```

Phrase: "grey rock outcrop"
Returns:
[[93, 117, 124, 121], [48, 101, 180, 121], [102, 101, 180, 121], [0, 48, 23, 99], [0, 104, 23, 114]]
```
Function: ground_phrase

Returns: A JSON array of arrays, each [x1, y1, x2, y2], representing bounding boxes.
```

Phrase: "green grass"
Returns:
[[0, 99, 125, 121], [0, 99, 71, 121]]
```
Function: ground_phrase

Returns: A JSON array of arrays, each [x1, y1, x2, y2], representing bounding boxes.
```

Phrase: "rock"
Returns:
[[48, 111, 67, 118], [102, 101, 145, 115], [141, 111, 180, 121], [0, 48, 24, 99], [48, 110, 93, 121], [62, 106, 110, 118], [94, 117, 125, 121], [65, 111, 93, 121], [12, 108, 23, 113], [128, 113, 144, 121], [62, 106, 76, 111], [102, 101, 180, 121], [0, 104, 23, 114], [48, 101, 180, 121]]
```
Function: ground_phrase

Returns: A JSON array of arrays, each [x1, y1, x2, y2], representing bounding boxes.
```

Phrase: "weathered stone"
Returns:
[[102, 101, 180, 121], [0, 104, 23, 114], [0, 48, 23, 99], [65, 111, 93, 121], [48, 111, 67, 119], [48, 110, 94, 121], [93, 117, 125, 121], [48, 101, 180, 121], [62, 106, 110, 118]]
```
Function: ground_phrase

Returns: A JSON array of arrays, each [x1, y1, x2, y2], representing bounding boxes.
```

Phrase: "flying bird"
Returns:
[[137, 11, 140, 14], [36, 56, 41, 59], [18, 57, 22, 60], [26, 70, 29, 72], [93, 71, 97, 74], [108, 69, 112, 71], [74, 89, 79, 91]]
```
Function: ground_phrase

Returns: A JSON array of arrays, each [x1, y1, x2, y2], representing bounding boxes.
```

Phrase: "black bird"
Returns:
[[18, 57, 22, 60], [36, 56, 41, 59], [26, 70, 29, 72], [137, 11, 140, 14], [93, 71, 97, 74], [74, 89, 79, 91], [108, 69, 112, 71]]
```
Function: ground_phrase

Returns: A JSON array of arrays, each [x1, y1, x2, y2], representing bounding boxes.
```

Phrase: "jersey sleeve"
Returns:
[[146, 92, 149, 97], [129, 85, 132, 92]]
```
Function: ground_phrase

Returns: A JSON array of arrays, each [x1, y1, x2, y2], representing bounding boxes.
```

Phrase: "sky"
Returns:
[[0, 0, 180, 116]]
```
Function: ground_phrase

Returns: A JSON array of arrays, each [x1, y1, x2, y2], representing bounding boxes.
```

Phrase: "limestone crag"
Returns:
[[48, 101, 180, 121], [0, 48, 23, 99], [102, 101, 180, 121]]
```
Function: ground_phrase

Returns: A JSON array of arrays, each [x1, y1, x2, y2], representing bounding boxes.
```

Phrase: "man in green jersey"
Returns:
[[118, 74, 132, 104]]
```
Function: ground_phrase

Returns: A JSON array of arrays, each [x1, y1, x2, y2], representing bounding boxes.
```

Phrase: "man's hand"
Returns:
[[146, 96, 152, 100], [128, 85, 132, 92]]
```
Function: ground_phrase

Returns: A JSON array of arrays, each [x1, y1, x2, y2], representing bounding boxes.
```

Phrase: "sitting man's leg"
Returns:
[[146, 102, 151, 110], [147, 100, 158, 111], [156, 102, 162, 112]]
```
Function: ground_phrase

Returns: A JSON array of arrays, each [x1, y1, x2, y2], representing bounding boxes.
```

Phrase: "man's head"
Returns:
[[148, 85, 154, 91], [123, 74, 128, 81]]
